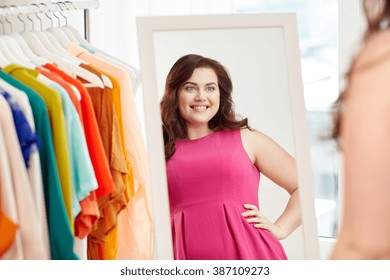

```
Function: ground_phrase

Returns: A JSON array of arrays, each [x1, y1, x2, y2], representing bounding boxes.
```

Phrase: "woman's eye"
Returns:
[[206, 86, 215, 92], [185, 86, 196, 92]]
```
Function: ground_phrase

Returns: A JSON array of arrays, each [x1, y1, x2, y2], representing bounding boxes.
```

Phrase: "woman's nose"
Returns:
[[195, 90, 206, 101]]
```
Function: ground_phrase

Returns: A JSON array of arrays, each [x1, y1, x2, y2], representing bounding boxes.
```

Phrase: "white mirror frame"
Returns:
[[137, 13, 320, 260]]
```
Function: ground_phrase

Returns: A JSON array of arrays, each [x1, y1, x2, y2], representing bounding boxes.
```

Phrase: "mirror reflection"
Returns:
[[137, 13, 318, 259], [161, 54, 301, 260]]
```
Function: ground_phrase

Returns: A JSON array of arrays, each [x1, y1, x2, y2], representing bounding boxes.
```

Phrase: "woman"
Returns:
[[160, 54, 301, 260], [332, 0, 390, 259]]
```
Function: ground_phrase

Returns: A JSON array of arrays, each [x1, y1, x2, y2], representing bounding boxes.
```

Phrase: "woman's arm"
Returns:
[[332, 33, 390, 259], [241, 128, 301, 240]]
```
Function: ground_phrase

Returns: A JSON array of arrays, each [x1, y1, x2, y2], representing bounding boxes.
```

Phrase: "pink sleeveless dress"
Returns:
[[166, 129, 287, 260]]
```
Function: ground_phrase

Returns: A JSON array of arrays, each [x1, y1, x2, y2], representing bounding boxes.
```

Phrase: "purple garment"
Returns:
[[1, 90, 42, 168], [166, 129, 287, 260]]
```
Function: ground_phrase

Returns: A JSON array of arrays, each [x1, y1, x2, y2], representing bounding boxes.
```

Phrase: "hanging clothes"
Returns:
[[78, 71, 129, 260], [0, 10, 153, 260], [0, 78, 51, 259], [34, 68, 100, 241], [3, 65, 75, 232], [42, 63, 116, 198], [0, 70, 78, 260], [0, 128, 19, 258], [67, 43, 153, 260], [0, 94, 46, 259], [37, 71, 99, 222]]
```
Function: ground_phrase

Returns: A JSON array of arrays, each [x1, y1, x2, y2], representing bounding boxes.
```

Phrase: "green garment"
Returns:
[[0, 68, 78, 260]]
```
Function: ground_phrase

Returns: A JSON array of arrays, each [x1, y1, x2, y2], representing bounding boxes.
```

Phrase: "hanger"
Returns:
[[19, 4, 63, 63], [8, 33, 49, 66], [57, 1, 141, 93], [0, 37, 36, 68], [0, 51, 10, 68], [0, 18, 10, 67], [0, 13, 16, 65], [59, 2, 86, 44], [36, 71, 56, 86], [35, 3, 85, 63], [18, 4, 104, 88], [5, 6, 43, 68], [52, 2, 113, 89], [0, 32, 11, 67], [21, 30, 105, 88], [59, 2, 82, 43], [46, 2, 74, 48], [7, 7, 49, 66], [46, 2, 75, 48], [46, 3, 112, 88], [0, 8, 33, 68], [29, 4, 73, 59], [33, 3, 113, 88], [51, 2, 128, 90]]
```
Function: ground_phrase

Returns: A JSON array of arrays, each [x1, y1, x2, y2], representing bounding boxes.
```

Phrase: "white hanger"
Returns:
[[43, 3, 112, 89], [19, 4, 69, 64], [20, 32, 104, 88], [63, 25, 88, 45], [30, 4, 80, 62], [20, 31, 69, 64], [0, 14, 13, 66], [0, 6, 36, 68], [33, 30, 70, 58], [0, 37, 35, 68], [59, 1, 85, 44], [0, 39, 20, 64], [8, 33, 49, 66], [16, 3, 102, 88], [62, 27, 137, 92], [46, 27, 113, 87], [47, 2, 79, 47], [0, 47, 11, 68], [36, 72, 55, 86], [0, 36, 37, 69], [46, 26, 73, 48], [69, 23, 141, 94], [44, 31, 85, 63], [45, 29, 113, 89], [61, 26, 80, 43]]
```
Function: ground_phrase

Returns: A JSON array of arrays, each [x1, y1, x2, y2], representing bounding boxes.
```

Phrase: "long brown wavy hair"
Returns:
[[333, 0, 390, 143], [160, 54, 249, 160]]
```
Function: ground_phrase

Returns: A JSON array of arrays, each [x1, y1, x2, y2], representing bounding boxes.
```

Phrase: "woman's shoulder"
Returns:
[[239, 127, 270, 144], [354, 29, 390, 71]]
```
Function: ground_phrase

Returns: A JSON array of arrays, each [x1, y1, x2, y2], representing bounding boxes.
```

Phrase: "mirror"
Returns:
[[137, 13, 320, 259]]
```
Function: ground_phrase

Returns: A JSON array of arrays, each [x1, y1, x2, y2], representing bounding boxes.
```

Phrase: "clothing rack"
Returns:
[[1, 0, 154, 260], [0, 1, 99, 41]]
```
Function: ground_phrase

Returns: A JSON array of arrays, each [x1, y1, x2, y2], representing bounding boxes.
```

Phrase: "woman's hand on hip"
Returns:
[[242, 204, 284, 240]]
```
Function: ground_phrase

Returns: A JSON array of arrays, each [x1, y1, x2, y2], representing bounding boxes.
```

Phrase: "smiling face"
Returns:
[[178, 67, 220, 130]]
